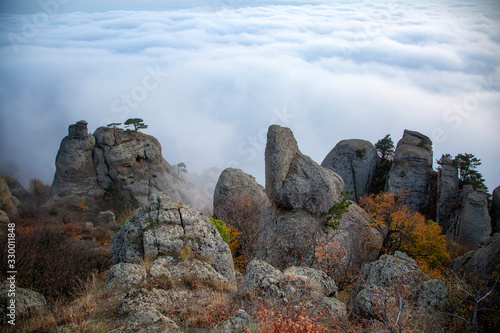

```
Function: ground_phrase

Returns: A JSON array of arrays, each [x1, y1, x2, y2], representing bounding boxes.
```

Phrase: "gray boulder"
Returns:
[[104, 263, 147, 292], [491, 186, 500, 230], [0, 283, 47, 318], [437, 158, 459, 231], [0, 173, 22, 220], [265, 125, 344, 215], [349, 251, 429, 316], [386, 130, 433, 211], [321, 139, 379, 202], [213, 167, 271, 217], [112, 193, 236, 288], [450, 233, 500, 281], [95, 210, 116, 227], [413, 279, 447, 309], [222, 309, 254, 333], [456, 190, 491, 247]]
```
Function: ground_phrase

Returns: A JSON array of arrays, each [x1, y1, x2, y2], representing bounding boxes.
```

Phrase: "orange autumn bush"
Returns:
[[359, 191, 450, 278]]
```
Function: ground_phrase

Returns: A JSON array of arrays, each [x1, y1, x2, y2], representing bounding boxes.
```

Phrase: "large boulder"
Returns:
[[0, 283, 47, 319], [490, 186, 500, 231], [242, 260, 347, 320], [436, 158, 459, 231], [321, 139, 379, 202], [112, 193, 236, 288], [104, 263, 147, 292], [456, 190, 491, 247], [51, 121, 207, 210], [450, 233, 500, 281], [213, 168, 271, 217], [386, 130, 433, 211], [265, 125, 343, 214], [256, 202, 380, 272], [0, 173, 21, 220], [348, 251, 429, 316]]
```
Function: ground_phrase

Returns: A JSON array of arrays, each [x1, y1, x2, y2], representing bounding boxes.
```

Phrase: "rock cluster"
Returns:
[[111, 193, 236, 287], [51, 121, 206, 210], [386, 130, 433, 210], [265, 125, 344, 215], [321, 139, 379, 202]]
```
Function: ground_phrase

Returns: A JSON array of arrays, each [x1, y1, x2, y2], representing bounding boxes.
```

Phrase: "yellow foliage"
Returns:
[[360, 191, 450, 275]]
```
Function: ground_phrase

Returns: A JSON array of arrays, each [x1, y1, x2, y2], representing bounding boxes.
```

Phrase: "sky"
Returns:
[[0, 0, 499, 196]]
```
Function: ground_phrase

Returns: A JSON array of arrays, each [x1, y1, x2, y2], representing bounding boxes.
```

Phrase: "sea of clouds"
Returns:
[[0, 0, 499, 193]]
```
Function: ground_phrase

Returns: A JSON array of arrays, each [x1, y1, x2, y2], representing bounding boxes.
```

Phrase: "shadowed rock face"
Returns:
[[456, 190, 491, 247], [51, 121, 205, 209], [386, 130, 433, 211], [321, 139, 379, 202], [265, 125, 344, 215], [437, 158, 459, 231], [0, 173, 22, 220], [491, 186, 500, 230]]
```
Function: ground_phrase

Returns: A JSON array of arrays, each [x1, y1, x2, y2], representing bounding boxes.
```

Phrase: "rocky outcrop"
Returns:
[[213, 168, 271, 217], [386, 130, 433, 211], [265, 125, 344, 214], [51, 121, 206, 210], [413, 279, 447, 309], [256, 203, 380, 272], [0, 283, 47, 318], [112, 193, 235, 287], [437, 158, 459, 231], [456, 190, 491, 247], [491, 186, 500, 230], [222, 309, 254, 333], [104, 263, 147, 292], [450, 233, 500, 281], [242, 260, 347, 320], [3, 176, 30, 203], [94, 210, 116, 227], [321, 139, 379, 201], [349, 251, 429, 316], [0, 173, 21, 220]]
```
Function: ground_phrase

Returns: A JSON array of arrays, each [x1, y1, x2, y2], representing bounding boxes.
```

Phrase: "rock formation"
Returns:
[[348, 251, 431, 316], [0, 173, 21, 220], [213, 168, 271, 217], [436, 157, 459, 231], [455, 190, 491, 247], [242, 260, 347, 320], [321, 139, 379, 201], [265, 125, 344, 215], [386, 130, 433, 211], [51, 121, 206, 210], [450, 233, 500, 281], [0, 283, 47, 318], [111, 193, 236, 287], [490, 186, 500, 230]]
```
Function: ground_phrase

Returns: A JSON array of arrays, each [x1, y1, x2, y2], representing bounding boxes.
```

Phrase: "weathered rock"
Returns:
[[437, 158, 459, 231], [3, 176, 30, 202], [265, 125, 344, 214], [51, 121, 207, 211], [148, 257, 173, 279], [213, 168, 271, 217], [456, 190, 491, 247], [95, 210, 116, 227], [222, 309, 254, 333], [0, 283, 47, 318], [112, 193, 236, 288], [0, 173, 22, 220], [256, 203, 380, 272], [413, 279, 447, 309], [113, 288, 181, 332], [349, 251, 429, 316], [0, 210, 9, 225], [386, 130, 433, 211], [104, 263, 147, 292], [450, 233, 500, 281], [490, 186, 500, 230], [242, 260, 346, 320], [321, 139, 379, 201]]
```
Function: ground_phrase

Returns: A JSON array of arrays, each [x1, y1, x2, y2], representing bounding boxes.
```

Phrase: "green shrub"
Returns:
[[355, 148, 366, 158], [210, 218, 231, 243], [325, 190, 353, 229]]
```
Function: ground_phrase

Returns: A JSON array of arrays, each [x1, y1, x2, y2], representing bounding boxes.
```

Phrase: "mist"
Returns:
[[0, 0, 499, 192]]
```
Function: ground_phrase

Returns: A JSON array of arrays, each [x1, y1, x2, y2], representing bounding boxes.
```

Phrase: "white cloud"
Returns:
[[0, 0, 499, 192]]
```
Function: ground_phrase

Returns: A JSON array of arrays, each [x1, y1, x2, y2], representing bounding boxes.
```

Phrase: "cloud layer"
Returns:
[[0, 0, 499, 192]]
